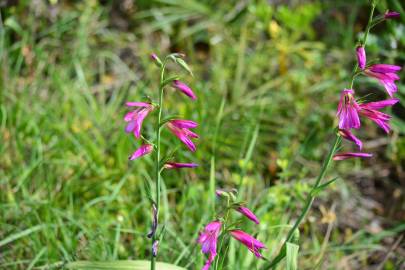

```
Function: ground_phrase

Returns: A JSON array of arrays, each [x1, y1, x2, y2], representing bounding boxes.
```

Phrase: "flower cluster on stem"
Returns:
[[264, 6, 401, 269], [198, 189, 266, 270], [123, 53, 198, 270]]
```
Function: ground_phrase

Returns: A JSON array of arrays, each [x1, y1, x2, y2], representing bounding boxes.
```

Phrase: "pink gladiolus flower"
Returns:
[[167, 119, 199, 152], [337, 89, 361, 129], [236, 206, 260, 224], [129, 144, 153, 160], [339, 129, 362, 150], [356, 46, 366, 70], [384, 11, 400, 19], [364, 64, 401, 97], [198, 221, 221, 270], [359, 99, 399, 133], [124, 102, 154, 138], [230, 230, 266, 258], [172, 80, 197, 100], [333, 152, 372, 161], [164, 162, 198, 169]]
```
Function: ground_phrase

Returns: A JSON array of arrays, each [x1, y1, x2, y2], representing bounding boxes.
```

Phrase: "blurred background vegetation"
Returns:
[[0, 0, 404, 269]]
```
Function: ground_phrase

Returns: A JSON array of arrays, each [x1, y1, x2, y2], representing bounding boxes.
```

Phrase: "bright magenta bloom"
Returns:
[[198, 221, 221, 270], [333, 152, 372, 161], [364, 64, 401, 97], [339, 129, 362, 150], [172, 80, 197, 100], [359, 99, 399, 133], [164, 162, 198, 169], [236, 206, 260, 224], [124, 102, 154, 138], [129, 144, 153, 160], [356, 46, 366, 69], [337, 89, 360, 129], [230, 230, 266, 258], [167, 119, 199, 152], [384, 11, 400, 19]]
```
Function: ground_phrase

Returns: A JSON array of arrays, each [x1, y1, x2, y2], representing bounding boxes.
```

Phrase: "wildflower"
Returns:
[[337, 89, 361, 129], [198, 221, 221, 270], [172, 80, 196, 100], [167, 119, 199, 152], [124, 102, 154, 138], [164, 162, 198, 169], [236, 206, 260, 225], [356, 46, 366, 69], [333, 152, 372, 161], [384, 11, 400, 19], [359, 99, 399, 133], [230, 230, 266, 258], [364, 64, 401, 97], [129, 144, 153, 160], [339, 129, 362, 150]]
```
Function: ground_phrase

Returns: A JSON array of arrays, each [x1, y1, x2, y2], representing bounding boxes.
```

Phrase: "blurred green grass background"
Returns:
[[0, 0, 404, 269]]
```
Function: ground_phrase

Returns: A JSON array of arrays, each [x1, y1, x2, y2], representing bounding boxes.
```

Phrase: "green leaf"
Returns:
[[286, 242, 299, 270], [174, 58, 194, 76], [65, 260, 186, 270], [311, 177, 338, 196]]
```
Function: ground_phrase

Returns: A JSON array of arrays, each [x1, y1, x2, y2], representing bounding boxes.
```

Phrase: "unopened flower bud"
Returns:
[[150, 53, 163, 67]]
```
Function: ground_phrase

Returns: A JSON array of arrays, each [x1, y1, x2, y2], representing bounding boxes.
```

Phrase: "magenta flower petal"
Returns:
[[129, 144, 153, 160], [336, 89, 361, 129], [169, 119, 198, 129], [124, 102, 154, 138], [369, 64, 401, 73], [164, 162, 198, 169], [359, 99, 398, 133], [172, 80, 197, 100], [230, 230, 266, 258], [167, 120, 199, 152], [360, 99, 399, 110], [356, 46, 366, 70], [384, 11, 400, 19], [339, 129, 363, 150], [333, 152, 372, 161], [236, 206, 260, 224], [365, 64, 401, 97], [198, 221, 221, 270], [126, 102, 151, 107]]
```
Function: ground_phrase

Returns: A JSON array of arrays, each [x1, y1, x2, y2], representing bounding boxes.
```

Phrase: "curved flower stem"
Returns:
[[151, 63, 166, 270], [264, 134, 341, 269]]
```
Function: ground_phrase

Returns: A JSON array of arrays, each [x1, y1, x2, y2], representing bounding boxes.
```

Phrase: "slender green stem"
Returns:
[[264, 134, 340, 269], [151, 64, 166, 270]]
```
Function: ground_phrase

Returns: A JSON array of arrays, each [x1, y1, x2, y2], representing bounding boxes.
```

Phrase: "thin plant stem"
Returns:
[[151, 64, 166, 270], [264, 134, 341, 269]]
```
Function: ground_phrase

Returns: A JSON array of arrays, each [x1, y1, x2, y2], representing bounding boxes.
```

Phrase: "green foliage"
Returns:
[[0, 0, 404, 269]]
